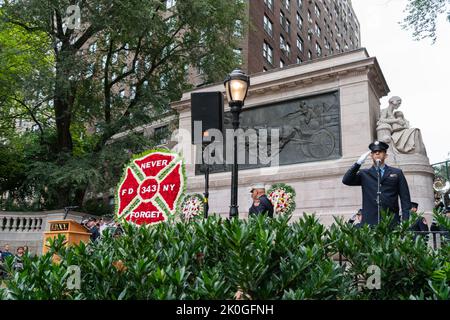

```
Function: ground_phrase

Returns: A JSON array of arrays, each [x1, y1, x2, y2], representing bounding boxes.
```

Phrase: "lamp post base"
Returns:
[[229, 205, 239, 218]]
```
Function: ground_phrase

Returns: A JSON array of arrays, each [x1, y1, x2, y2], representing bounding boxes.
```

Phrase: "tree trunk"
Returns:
[[54, 55, 74, 154], [53, 56, 76, 208]]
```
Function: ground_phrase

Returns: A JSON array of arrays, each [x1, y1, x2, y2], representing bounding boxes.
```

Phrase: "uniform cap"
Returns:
[[249, 183, 266, 193], [369, 140, 389, 152]]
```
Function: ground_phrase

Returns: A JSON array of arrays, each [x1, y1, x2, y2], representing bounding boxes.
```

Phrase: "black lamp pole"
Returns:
[[203, 142, 210, 219], [224, 69, 250, 219], [229, 101, 243, 218]]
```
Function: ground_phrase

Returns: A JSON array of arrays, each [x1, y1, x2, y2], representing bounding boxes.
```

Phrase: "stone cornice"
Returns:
[[171, 48, 390, 112]]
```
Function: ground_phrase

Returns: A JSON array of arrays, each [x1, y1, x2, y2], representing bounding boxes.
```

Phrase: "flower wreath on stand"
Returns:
[[268, 183, 296, 215], [180, 193, 205, 222]]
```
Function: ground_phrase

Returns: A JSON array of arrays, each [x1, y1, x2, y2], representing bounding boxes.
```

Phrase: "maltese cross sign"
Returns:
[[115, 150, 185, 226]]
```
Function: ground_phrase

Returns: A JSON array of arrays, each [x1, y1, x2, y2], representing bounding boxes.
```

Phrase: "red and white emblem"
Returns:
[[115, 150, 185, 226]]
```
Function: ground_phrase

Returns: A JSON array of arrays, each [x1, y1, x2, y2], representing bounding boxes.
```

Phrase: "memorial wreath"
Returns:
[[180, 193, 205, 221], [268, 183, 296, 215]]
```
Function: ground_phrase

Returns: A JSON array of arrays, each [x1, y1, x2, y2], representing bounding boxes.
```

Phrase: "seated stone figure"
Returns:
[[377, 96, 427, 155]]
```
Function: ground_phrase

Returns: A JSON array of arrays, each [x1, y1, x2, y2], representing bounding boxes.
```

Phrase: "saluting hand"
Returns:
[[356, 151, 371, 165]]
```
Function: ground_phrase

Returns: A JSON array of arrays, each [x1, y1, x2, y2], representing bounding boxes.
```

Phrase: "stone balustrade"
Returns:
[[0, 214, 45, 233], [0, 210, 90, 256]]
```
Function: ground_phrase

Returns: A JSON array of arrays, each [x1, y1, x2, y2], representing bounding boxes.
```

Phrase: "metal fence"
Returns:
[[432, 160, 450, 181]]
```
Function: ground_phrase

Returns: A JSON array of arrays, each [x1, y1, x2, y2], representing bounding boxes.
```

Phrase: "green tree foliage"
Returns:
[[1, 214, 448, 300], [0, 0, 246, 211], [402, 0, 450, 43]]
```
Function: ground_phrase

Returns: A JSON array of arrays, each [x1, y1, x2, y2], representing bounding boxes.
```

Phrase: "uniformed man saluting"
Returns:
[[248, 183, 274, 218], [342, 141, 412, 226]]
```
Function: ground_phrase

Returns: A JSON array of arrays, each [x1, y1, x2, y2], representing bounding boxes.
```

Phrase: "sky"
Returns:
[[351, 0, 450, 164]]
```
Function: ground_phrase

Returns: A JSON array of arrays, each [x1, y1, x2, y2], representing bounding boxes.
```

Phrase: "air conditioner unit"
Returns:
[[308, 28, 314, 35], [280, 43, 286, 50]]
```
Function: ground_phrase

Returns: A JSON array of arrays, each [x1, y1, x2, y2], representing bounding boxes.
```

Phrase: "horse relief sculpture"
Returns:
[[376, 96, 427, 155]]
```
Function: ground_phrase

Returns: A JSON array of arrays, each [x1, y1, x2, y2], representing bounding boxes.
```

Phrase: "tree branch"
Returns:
[[10, 97, 47, 136], [73, 25, 99, 50]]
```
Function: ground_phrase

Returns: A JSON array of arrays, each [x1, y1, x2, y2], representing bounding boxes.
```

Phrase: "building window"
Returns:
[[280, 11, 285, 26], [336, 41, 340, 51], [166, 0, 176, 9], [280, 36, 290, 57], [86, 63, 94, 78], [324, 37, 330, 50], [314, 4, 321, 17], [280, 11, 290, 34], [154, 125, 169, 144], [119, 89, 125, 98], [264, 0, 273, 11], [296, 12, 303, 30], [112, 52, 118, 64], [280, 59, 284, 68], [101, 55, 107, 69], [89, 42, 97, 53], [308, 50, 312, 60], [233, 48, 243, 65], [307, 10, 312, 23], [296, 35, 303, 52], [263, 67, 268, 72], [315, 23, 321, 37], [263, 15, 273, 37], [297, 56, 302, 64], [315, 42, 322, 56], [297, 0, 302, 9], [234, 20, 243, 37], [263, 41, 273, 64], [285, 18, 290, 34], [283, 0, 290, 12], [280, 35, 286, 50]]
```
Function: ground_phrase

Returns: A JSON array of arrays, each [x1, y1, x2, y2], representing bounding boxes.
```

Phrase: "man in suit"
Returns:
[[409, 202, 430, 240], [342, 140, 412, 226], [249, 183, 274, 218], [410, 202, 429, 231]]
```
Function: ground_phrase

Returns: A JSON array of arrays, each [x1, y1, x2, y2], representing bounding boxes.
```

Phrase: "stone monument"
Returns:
[[171, 49, 435, 225], [377, 96, 427, 155]]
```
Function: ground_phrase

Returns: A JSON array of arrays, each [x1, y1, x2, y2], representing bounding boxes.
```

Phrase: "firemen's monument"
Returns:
[[171, 49, 435, 224]]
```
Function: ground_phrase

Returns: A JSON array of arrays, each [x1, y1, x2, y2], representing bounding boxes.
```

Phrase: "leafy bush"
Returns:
[[0, 213, 448, 300], [328, 212, 449, 299]]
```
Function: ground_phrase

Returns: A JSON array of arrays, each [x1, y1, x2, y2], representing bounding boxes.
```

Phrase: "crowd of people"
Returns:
[[0, 217, 124, 279], [80, 216, 124, 242], [0, 244, 26, 278]]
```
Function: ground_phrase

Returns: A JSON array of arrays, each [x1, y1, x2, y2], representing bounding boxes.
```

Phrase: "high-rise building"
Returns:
[[238, 0, 361, 74]]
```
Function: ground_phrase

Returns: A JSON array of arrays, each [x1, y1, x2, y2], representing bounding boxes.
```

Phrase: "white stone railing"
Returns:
[[0, 210, 89, 255], [0, 213, 46, 233]]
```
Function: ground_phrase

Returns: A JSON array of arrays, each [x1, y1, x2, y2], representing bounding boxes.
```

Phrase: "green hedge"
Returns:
[[0, 213, 448, 300]]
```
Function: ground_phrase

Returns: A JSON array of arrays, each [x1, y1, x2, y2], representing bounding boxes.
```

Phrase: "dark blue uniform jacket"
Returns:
[[342, 163, 412, 226], [249, 195, 274, 218]]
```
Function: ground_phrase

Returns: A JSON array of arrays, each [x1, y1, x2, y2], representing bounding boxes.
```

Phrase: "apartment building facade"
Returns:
[[239, 0, 361, 74]]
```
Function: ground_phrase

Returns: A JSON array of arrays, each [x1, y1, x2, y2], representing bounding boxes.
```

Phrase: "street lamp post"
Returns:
[[224, 69, 250, 218]]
